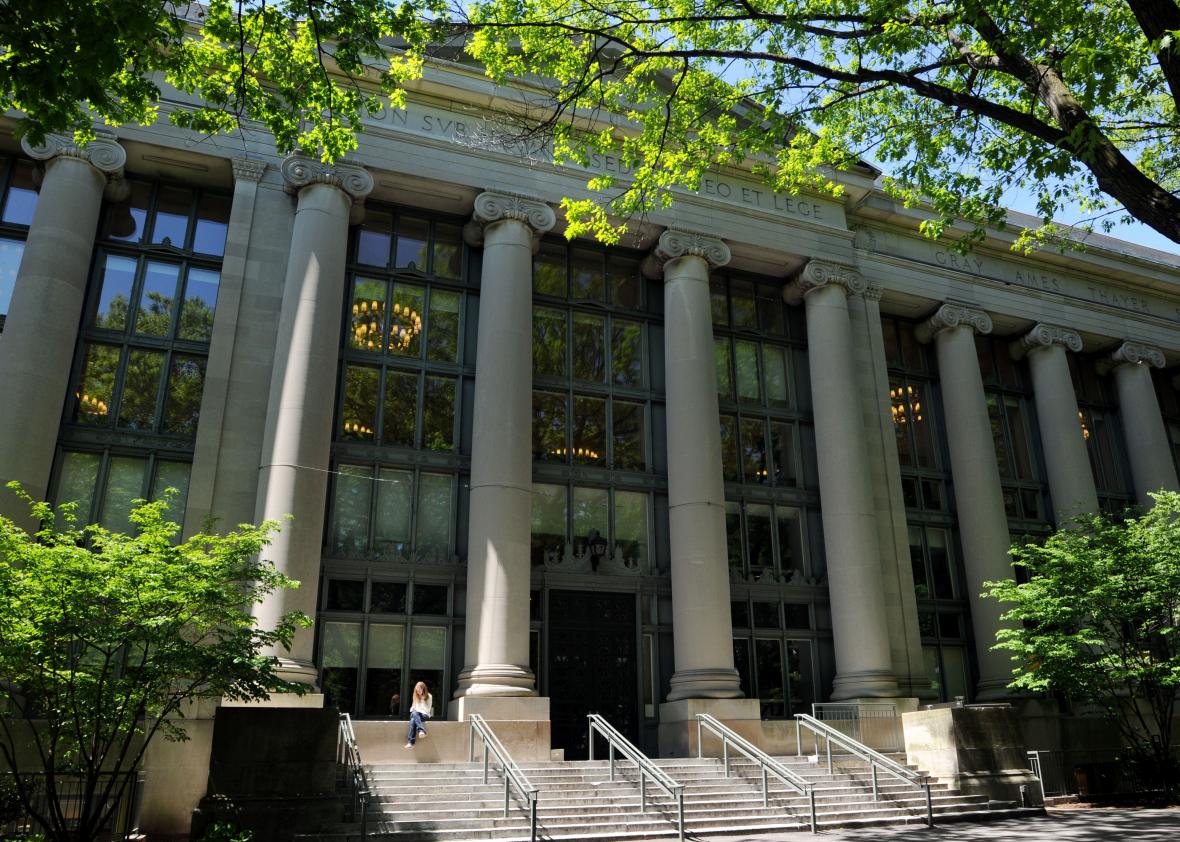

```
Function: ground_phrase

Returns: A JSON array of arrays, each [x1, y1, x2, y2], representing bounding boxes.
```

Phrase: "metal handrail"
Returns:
[[467, 714, 540, 842], [337, 713, 371, 841], [696, 714, 817, 833], [795, 713, 934, 827], [587, 714, 686, 842]]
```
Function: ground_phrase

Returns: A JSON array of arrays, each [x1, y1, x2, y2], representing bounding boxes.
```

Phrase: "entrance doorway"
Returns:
[[547, 590, 638, 759]]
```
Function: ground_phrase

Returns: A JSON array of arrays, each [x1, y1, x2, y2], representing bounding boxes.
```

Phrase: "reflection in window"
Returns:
[[533, 241, 567, 296], [572, 313, 606, 382], [409, 626, 446, 709], [118, 350, 165, 430], [735, 340, 761, 402], [136, 263, 180, 337], [611, 320, 643, 387], [0, 238, 23, 318], [1, 159, 38, 226], [571, 396, 606, 465], [328, 467, 454, 563], [320, 621, 361, 714], [715, 339, 733, 398], [382, 371, 418, 447], [51, 453, 190, 534], [530, 483, 567, 566], [163, 355, 206, 436], [533, 307, 567, 376], [531, 483, 648, 574], [571, 247, 605, 301], [363, 624, 404, 716], [395, 216, 429, 270], [727, 501, 806, 582], [612, 400, 645, 470]]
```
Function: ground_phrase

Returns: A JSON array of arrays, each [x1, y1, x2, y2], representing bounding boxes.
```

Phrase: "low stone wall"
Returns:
[[353, 719, 552, 763]]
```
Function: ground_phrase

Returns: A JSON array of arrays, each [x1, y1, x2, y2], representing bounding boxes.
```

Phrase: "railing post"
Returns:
[[483, 743, 490, 785], [796, 718, 802, 756], [677, 790, 685, 842], [925, 782, 934, 826], [640, 773, 646, 812], [609, 743, 616, 782], [588, 722, 595, 762], [871, 763, 879, 801], [530, 796, 537, 842], [723, 738, 729, 777], [826, 734, 832, 774], [762, 765, 768, 808], [697, 717, 703, 759], [504, 775, 510, 818]]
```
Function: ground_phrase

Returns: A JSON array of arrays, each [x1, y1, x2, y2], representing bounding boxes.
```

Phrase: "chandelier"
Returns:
[[889, 384, 922, 425], [77, 392, 109, 417], [342, 420, 373, 438], [549, 446, 600, 461], [1078, 410, 1090, 441], [351, 298, 422, 352]]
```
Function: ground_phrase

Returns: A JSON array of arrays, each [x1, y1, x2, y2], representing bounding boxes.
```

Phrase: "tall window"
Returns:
[[0, 156, 39, 333], [883, 316, 973, 702], [730, 598, 816, 718], [1070, 355, 1134, 513], [52, 180, 229, 530]]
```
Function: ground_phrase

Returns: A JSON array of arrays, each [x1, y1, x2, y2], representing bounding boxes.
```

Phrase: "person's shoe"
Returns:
[[405, 742, 414, 749], [418, 730, 427, 739]]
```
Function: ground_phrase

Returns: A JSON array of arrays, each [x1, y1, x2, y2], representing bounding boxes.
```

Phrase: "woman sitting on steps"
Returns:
[[405, 681, 432, 749]]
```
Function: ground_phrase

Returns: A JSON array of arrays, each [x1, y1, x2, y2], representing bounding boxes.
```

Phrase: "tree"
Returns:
[[0, 486, 310, 842], [984, 491, 1180, 798], [3, 2, 1179, 250]]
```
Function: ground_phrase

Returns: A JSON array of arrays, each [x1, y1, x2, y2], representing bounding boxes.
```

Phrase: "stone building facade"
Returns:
[[2, 57, 1179, 831]]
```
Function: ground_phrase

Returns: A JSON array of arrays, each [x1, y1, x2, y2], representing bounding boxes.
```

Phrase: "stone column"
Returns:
[[253, 154, 373, 684], [644, 230, 742, 702], [1106, 342, 1178, 506], [786, 260, 898, 700], [0, 132, 125, 526], [454, 192, 554, 708], [1012, 324, 1098, 523], [916, 304, 1015, 700]]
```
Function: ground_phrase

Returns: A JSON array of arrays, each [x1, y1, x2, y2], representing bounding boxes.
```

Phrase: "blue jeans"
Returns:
[[407, 711, 430, 744]]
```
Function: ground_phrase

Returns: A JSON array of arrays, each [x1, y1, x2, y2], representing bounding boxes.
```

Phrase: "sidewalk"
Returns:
[[694, 807, 1179, 842]]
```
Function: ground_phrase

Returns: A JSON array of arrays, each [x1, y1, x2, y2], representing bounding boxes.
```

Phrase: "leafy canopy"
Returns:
[[0, 485, 310, 841], [985, 491, 1180, 786]]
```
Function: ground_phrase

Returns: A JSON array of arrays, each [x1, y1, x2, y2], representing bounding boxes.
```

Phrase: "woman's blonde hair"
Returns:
[[413, 681, 428, 699]]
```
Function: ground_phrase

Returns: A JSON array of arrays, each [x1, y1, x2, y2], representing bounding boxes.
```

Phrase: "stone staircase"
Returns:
[[304, 754, 1041, 842]]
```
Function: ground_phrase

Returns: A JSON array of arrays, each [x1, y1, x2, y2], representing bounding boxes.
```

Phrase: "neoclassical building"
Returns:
[[2, 53, 1180, 827]]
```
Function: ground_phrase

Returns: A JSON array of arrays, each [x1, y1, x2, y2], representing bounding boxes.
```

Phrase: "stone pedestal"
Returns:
[[658, 698, 761, 757], [903, 705, 1043, 806]]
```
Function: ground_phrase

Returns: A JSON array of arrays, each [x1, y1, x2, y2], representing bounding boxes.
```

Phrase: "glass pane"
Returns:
[[1005, 397, 1034, 480], [734, 341, 761, 402], [608, 255, 641, 309], [572, 487, 610, 571], [572, 313, 606, 382], [757, 285, 784, 334], [613, 490, 648, 572], [740, 418, 768, 484], [730, 280, 757, 328], [770, 422, 795, 484], [56, 451, 100, 525], [74, 343, 119, 424], [433, 223, 463, 279], [787, 641, 814, 714], [571, 395, 606, 465], [100, 456, 148, 532], [340, 365, 378, 441], [755, 639, 786, 717], [394, 216, 430, 270], [364, 623, 405, 717], [611, 319, 643, 387], [571, 248, 605, 301], [927, 528, 955, 599], [714, 339, 733, 399], [533, 390, 567, 462], [0, 238, 23, 316], [974, 335, 996, 383], [151, 461, 190, 525], [731, 600, 750, 628], [901, 475, 919, 508], [612, 400, 645, 471], [179, 268, 219, 341], [136, 262, 181, 337], [892, 378, 914, 468], [910, 391, 936, 470], [941, 646, 970, 702], [995, 344, 1021, 388], [898, 323, 926, 372], [410, 626, 446, 668], [162, 354, 206, 436], [382, 370, 419, 447], [909, 525, 930, 599], [533, 307, 567, 377], [374, 468, 412, 559], [921, 479, 944, 512], [367, 624, 405, 669], [151, 186, 192, 248], [710, 279, 728, 326], [733, 638, 752, 698], [106, 181, 150, 242], [531, 483, 566, 566], [533, 241, 567, 296], [764, 346, 789, 407], [427, 289, 460, 362], [321, 621, 362, 666], [725, 502, 743, 577], [938, 613, 962, 639], [357, 210, 392, 267], [747, 504, 774, 581], [415, 473, 453, 563], [784, 604, 809, 629], [719, 414, 739, 481], [753, 601, 780, 629], [192, 193, 230, 256], [330, 466, 372, 558], [413, 584, 449, 615], [923, 645, 942, 698], [94, 254, 137, 330], [777, 509, 804, 578], [349, 278, 387, 353], [118, 349, 165, 430], [422, 376, 455, 451], [371, 582, 408, 613], [1, 160, 38, 225], [389, 283, 425, 356], [987, 394, 1012, 478]]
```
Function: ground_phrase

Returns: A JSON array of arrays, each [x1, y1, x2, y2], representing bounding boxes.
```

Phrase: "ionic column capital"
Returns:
[[1108, 340, 1166, 370], [463, 190, 556, 246], [784, 259, 865, 304], [1010, 322, 1082, 359], [641, 228, 731, 278], [280, 152, 373, 202], [915, 302, 993, 344], [232, 157, 268, 183], [21, 130, 126, 177]]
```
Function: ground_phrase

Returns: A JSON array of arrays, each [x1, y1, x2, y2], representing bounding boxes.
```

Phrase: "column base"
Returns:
[[666, 667, 743, 701], [658, 698, 761, 758], [453, 663, 538, 698], [830, 669, 899, 700]]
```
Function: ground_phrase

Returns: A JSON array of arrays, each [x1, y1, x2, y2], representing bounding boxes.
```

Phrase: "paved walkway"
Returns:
[[695, 808, 1179, 842]]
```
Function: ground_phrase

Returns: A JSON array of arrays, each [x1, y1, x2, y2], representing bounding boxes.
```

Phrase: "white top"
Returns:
[[410, 693, 433, 716]]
